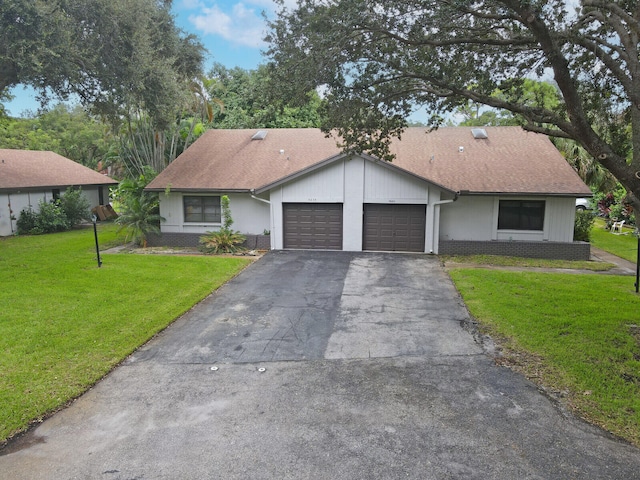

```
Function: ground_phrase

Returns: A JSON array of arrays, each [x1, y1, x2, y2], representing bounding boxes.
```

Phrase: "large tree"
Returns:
[[266, 1, 640, 211], [206, 63, 325, 129], [0, 0, 204, 128]]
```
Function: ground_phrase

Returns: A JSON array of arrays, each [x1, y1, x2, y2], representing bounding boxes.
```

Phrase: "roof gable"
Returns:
[[0, 150, 117, 191], [146, 127, 591, 196]]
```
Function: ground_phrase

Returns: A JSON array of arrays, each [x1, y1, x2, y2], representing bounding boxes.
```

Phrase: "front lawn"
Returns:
[[0, 225, 252, 443], [449, 268, 640, 446], [590, 218, 638, 263]]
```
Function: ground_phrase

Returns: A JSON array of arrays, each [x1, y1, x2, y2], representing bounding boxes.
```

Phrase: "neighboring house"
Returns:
[[145, 127, 593, 259], [0, 149, 118, 236]]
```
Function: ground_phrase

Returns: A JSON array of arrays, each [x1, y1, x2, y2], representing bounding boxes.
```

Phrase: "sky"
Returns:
[[5, 0, 295, 117]]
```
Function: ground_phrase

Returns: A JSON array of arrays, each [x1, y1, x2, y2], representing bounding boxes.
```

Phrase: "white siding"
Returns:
[[0, 194, 12, 236], [270, 156, 438, 252], [159, 192, 270, 235], [281, 161, 344, 202], [439, 195, 577, 243], [439, 196, 495, 241], [544, 197, 576, 242], [364, 162, 427, 203], [0, 187, 105, 236]]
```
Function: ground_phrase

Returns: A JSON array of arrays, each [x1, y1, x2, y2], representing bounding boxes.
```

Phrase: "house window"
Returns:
[[184, 196, 221, 223], [498, 200, 545, 231], [52, 189, 61, 201]]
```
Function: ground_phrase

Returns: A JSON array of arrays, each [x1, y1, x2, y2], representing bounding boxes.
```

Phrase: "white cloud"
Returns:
[[186, 1, 299, 48]]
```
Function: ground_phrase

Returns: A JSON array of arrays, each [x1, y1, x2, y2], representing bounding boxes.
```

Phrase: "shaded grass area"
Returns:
[[449, 268, 640, 446], [0, 225, 252, 443], [441, 254, 614, 271], [591, 218, 638, 263]]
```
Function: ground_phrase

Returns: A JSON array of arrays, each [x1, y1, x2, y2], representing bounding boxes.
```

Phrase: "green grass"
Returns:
[[590, 218, 638, 263], [0, 225, 252, 443], [449, 269, 640, 446], [441, 254, 614, 271]]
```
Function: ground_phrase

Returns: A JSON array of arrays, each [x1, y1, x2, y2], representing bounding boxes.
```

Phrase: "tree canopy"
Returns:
[[0, 104, 114, 169], [206, 63, 325, 129], [0, 0, 204, 129], [266, 1, 640, 210]]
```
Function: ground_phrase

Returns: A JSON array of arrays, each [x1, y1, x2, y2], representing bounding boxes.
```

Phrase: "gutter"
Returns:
[[250, 192, 271, 205], [430, 192, 459, 254]]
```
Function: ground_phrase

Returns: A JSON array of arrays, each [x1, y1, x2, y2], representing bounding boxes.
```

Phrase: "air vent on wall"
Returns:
[[251, 130, 267, 140], [471, 128, 488, 139]]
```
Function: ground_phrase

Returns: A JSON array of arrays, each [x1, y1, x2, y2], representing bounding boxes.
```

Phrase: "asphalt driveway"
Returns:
[[2, 251, 639, 479]]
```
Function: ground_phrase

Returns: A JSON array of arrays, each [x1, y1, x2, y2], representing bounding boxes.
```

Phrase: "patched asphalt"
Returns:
[[2, 251, 639, 479]]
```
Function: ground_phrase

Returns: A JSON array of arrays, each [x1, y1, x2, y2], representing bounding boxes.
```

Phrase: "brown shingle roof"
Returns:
[[0, 149, 117, 191], [146, 127, 591, 196]]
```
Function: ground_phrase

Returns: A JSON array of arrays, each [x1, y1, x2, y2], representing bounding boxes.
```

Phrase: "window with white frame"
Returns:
[[184, 196, 221, 223]]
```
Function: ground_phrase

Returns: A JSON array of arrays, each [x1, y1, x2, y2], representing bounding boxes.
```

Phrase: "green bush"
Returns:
[[199, 229, 247, 254], [574, 209, 596, 242], [17, 201, 69, 235], [199, 195, 246, 254], [59, 187, 90, 226], [34, 200, 70, 233], [15, 207, 39, 235]]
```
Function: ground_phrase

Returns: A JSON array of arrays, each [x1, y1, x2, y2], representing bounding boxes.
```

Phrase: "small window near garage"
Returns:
[[184, 196, 221, 223], [52, 189, 61, 201], [498, 200, 545, 231]]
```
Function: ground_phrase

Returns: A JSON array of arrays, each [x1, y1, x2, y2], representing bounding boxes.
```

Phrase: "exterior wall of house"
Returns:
[[439, 195, 576, 242], [438, 195, 587, 259], [158, 192, 270, 235], [269, 156, 441, 252], [0, 186, 111, 236]]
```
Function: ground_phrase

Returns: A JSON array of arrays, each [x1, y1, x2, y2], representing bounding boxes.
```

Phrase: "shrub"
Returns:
[[199, 195, 246, 254], [16, 207, 39, 235], [574, 209, 595, 242], [115, 192, 164, 247], [59, 187, 91, 226], [36, 200, 70, 233], [199, 229, 247, 254]]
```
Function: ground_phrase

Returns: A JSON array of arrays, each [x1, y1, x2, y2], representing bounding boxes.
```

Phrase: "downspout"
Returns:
[[429, 193, 459, 254], [251, 192, 273, 250]]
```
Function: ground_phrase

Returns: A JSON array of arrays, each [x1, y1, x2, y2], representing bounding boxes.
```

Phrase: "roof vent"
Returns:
[[251, 130, 267, 140], [471, 128, 488, 139]]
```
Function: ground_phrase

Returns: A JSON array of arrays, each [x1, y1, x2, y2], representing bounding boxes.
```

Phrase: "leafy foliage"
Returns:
[[0, 105, 114, 169], [114, 170, 164, 246], [206, 63, 325, 129], [15, 187, 91, 235], [59, 187, 91, 226], [17, 201, 68, 235], [573, 209, 595, 242], [0, 0, 204, 129], [199, 195, 246, 254], [266, 1, 640, 210], [199, 229, 247, 254], [595, 185, 636, 226]]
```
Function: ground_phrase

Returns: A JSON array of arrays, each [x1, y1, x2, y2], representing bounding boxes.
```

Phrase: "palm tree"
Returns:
[[115, 192, 165, 247], [552, 138, 618, 193]]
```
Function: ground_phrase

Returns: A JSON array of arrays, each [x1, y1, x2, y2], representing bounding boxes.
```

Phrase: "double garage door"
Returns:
[[283, 203, 426, 252]]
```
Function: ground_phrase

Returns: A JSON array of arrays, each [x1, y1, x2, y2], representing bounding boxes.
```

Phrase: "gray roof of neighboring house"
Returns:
[[0, 149, 117, 192], [145, 127, 592, 196]]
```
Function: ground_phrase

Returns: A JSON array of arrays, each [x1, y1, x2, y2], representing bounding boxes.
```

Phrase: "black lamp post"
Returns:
[[635, 232, 639, 293], [92, 214, 102, 268]]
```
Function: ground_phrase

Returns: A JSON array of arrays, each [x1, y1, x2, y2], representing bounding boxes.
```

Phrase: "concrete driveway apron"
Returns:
[[2, 251, 639, 479]]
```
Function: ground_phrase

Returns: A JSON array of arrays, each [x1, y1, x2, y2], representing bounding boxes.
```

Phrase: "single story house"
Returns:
[[145, 127, 593, 259], [0, 149, 118, 236]]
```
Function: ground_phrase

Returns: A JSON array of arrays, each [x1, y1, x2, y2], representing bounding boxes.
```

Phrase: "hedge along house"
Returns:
[[145, 127, 592, 259], [0, 149, 118, 236]]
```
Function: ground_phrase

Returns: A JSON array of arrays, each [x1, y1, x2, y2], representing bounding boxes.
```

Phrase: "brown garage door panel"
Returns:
[[283, 203, 343, 250], [363, 204, 426, 252]]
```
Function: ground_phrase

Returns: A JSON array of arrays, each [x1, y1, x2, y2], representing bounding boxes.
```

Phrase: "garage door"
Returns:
[[363, 204, 426, 252], [283, 203, 343, 250]]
